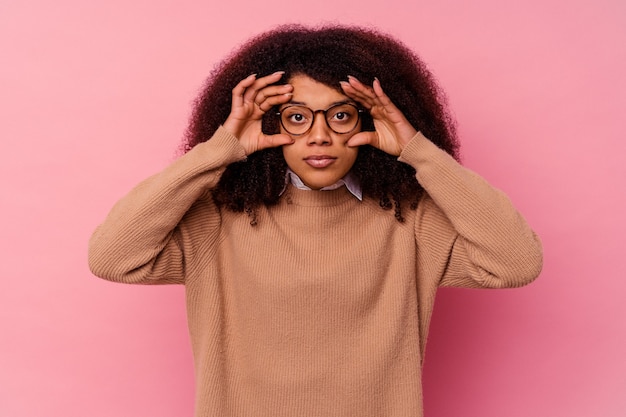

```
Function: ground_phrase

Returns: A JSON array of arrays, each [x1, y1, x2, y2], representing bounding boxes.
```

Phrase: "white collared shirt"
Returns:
[[282, 169, 363, 200]]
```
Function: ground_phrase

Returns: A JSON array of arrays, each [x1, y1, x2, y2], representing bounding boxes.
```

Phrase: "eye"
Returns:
[[288, 113, 306, 124], [328, 105, 357, 124], [282, 107, 311, 125]]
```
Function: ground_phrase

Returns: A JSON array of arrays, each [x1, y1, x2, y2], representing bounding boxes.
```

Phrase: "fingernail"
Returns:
[[273, 71, 285, 75]]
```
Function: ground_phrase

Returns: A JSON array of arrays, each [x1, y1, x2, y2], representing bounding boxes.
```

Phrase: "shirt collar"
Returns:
[[282, 168, 363, 201]]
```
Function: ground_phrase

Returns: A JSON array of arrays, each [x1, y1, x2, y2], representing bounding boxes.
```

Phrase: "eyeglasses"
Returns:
[[276, 102, 364, 136]]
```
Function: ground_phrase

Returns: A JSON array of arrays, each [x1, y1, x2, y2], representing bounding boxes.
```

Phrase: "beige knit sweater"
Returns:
[[89, 127, 542, 417]]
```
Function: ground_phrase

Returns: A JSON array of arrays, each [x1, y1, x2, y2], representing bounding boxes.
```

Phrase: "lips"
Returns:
[[304, 155, 337, 168]]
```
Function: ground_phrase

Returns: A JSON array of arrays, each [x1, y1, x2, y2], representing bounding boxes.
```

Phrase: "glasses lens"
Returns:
[[281, 106, 313, 135], [326, 104, 360, 134]]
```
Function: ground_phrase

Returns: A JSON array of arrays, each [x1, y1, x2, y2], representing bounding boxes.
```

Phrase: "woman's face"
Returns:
[[280, 75, 360, 190]]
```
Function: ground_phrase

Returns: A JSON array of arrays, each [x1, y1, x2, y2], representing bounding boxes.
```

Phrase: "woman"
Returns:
[[89, 24, 542, 417]]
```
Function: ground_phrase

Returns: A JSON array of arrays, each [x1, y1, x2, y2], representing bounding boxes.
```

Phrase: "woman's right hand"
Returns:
[[223, 72, 294, 155]]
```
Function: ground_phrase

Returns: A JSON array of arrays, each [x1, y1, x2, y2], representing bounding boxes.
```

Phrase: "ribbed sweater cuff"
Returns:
[[397, 131, 456, 170], [192, 125, 248, 167]]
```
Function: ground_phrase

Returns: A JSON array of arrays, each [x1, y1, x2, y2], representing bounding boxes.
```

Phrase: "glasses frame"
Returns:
[[276, 102, 364, 136]]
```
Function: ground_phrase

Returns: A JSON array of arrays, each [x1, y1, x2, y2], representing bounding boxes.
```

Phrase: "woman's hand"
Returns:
[[223, 72, 294, 156], [340, 76, 418, 156]]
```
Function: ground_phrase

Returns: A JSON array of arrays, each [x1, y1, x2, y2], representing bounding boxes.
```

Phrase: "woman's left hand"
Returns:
[[340, 76, 417, 156]]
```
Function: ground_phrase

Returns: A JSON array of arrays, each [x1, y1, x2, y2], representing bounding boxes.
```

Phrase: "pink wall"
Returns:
[[1, 0, 624, 416]]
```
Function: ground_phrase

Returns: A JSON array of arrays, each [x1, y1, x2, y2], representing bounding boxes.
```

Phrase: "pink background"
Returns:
[[1, 0, 624, 416]]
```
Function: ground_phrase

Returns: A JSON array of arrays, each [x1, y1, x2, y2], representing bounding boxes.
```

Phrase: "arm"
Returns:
[[88, 127, 247, 285], [400, 132, 543, 288], [89, 72, 296, 285], [341, 76, 542, 288]]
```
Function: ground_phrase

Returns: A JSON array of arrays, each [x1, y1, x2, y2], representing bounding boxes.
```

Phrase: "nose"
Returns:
[[307, 112, 332, 145]]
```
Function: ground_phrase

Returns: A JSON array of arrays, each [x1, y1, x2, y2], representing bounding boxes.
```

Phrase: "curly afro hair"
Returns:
[[183, 24, 459, 224]]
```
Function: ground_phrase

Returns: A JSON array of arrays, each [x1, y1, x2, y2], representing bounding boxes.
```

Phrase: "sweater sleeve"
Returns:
[[399, 132, 543, 288], [88, 127, 247, 285]]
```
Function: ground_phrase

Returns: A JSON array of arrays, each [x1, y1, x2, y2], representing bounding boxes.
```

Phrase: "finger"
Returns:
[[342, 79, 373, 102], [372, 78, 396, 109], [346, 131, 378, 148], [340, 81, 374, 110], [243, 71, 285, 104], [261, 133, 295, 150], [231, 74, 257, 109], [254, 84, 293, 107], [345, 76, 381, 109], [347, 76, 378, 100], [257, 92, 293, 113], [371, 78, 412, 126]]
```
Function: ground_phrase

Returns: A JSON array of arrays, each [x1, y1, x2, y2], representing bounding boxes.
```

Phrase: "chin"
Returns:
[[302, 177, 341, 190]]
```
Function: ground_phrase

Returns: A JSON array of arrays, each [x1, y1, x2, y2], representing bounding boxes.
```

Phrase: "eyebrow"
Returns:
[[282, 99, 356, 109]]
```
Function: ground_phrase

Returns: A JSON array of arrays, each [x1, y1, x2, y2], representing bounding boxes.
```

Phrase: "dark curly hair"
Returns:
[[183, 24, 459, 224]]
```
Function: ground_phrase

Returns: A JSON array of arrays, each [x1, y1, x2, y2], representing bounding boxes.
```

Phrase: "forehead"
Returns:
[[288, 75, 349, 108]]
